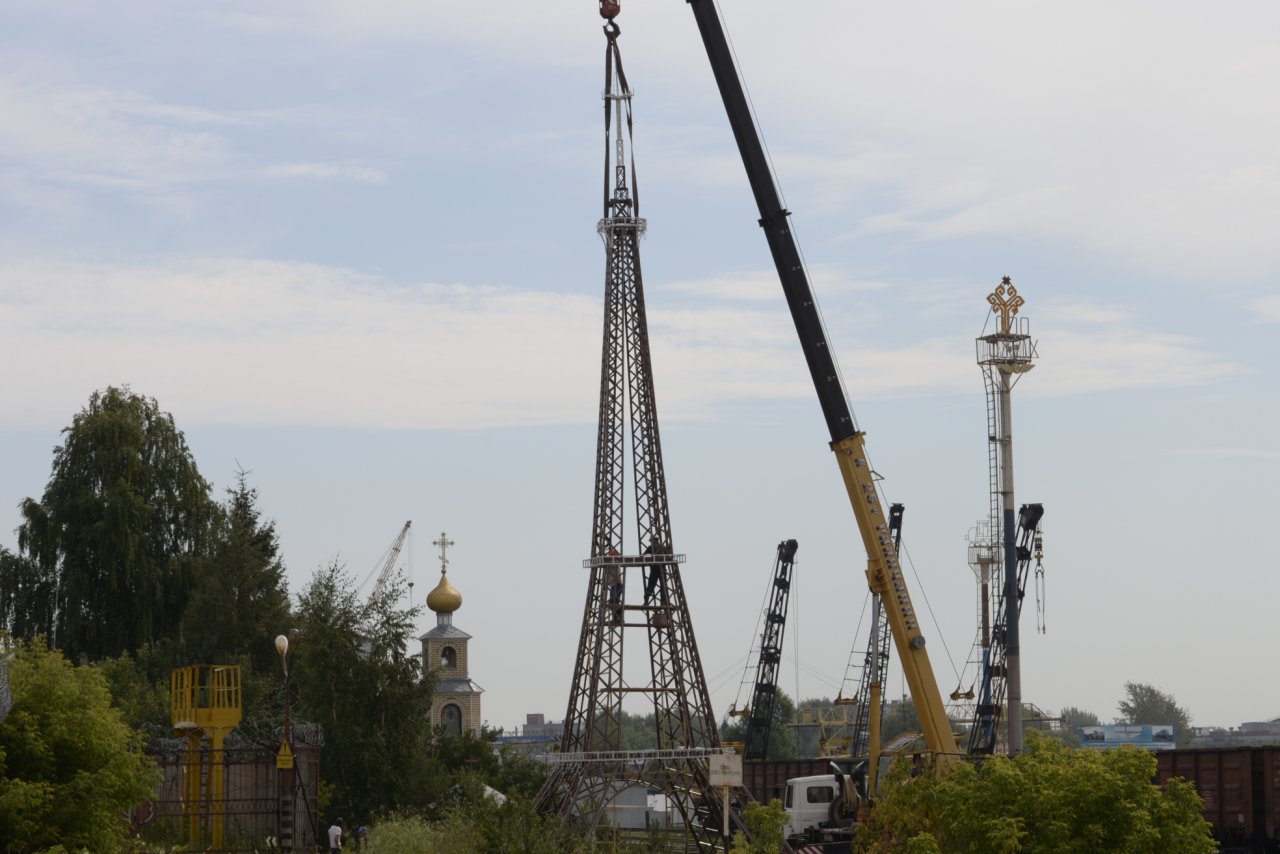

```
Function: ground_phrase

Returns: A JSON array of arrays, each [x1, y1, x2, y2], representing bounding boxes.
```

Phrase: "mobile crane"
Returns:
[[673, 0, 961, 766]]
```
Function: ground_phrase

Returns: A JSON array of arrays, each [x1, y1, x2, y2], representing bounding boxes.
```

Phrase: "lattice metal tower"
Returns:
[[535, 16, 749, 849]]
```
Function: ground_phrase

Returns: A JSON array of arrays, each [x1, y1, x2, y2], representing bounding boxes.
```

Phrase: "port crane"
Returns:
[[677, 0, 961, 765], [736, 539, 799, 761], [366, 521, 413, 604]]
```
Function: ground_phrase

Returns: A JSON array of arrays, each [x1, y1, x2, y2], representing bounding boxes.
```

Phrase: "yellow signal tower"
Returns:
[[172, 665, 242, 850]]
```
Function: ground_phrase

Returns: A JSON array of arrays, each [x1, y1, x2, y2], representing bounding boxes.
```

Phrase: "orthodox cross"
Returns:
[[987, 276, 1025, 334], [433, 532, 455, 574]]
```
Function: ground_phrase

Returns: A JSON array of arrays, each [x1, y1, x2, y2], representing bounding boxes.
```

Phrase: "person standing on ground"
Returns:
[[328, 818, 344, 853]]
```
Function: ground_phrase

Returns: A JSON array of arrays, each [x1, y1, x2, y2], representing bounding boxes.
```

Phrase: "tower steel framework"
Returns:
[[535, 19, 749, 849]]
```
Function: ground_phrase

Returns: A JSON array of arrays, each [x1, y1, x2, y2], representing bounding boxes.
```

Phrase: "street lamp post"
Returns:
[[275, 630, 299, 850]]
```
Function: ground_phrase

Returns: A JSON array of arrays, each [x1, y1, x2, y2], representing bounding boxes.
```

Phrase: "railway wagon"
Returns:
[[1157, 747, 1280, 853]]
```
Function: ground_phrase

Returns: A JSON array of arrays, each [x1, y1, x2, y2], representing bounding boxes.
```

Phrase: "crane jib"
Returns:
[[686, 0, 962, 765], [685, 0, 854, 444]]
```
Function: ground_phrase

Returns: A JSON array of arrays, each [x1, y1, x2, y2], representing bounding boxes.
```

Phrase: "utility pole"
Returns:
[[275, 630, 300, 850]]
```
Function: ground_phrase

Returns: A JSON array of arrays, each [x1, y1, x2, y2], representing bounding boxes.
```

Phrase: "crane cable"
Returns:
[[728, 548, 781, 717], [895, 532, 965, 690]]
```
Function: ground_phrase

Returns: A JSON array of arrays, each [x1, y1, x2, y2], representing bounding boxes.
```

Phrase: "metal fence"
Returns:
[[137, 741, 321, 852]]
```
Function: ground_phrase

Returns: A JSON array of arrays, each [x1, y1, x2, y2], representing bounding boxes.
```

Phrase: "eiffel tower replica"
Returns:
[[535, 12, 751, 850]]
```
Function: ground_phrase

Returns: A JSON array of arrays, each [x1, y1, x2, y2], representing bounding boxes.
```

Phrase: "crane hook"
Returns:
[[600, 1, 620, 20]]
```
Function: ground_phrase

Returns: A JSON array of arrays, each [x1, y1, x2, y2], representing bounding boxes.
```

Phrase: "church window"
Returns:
[[441, 703, 463, 737], [441, 646, 457, 669]]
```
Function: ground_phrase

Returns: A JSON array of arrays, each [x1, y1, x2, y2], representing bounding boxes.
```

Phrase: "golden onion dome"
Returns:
[[426, 570, 462, 614]]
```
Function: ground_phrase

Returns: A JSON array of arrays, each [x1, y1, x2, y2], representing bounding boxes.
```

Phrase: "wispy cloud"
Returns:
[[1027, 326, 1239, 397], [263, 162, 389, 184], [0, 74, 390, 205], [689, 3, 1280, 282], [1253, 294, 1280, 323], [0, 76, 231, 191], [1040, 301, 1137, 326], [1171, 449, 1280, 460], [660, 266, 887, 303], [0, 259, 598, 430], [0, 259, 1238, 431]]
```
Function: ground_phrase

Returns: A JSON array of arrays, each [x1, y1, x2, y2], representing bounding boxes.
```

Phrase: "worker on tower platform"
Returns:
[[643, 537, 666, 605], [605, 547, 623, 623]]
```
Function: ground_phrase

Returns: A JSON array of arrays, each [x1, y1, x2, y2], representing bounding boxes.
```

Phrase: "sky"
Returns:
[[1, 1, 1277, 735]]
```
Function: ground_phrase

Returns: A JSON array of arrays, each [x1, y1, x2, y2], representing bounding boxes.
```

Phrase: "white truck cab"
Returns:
[[783, 774, 841, 840]]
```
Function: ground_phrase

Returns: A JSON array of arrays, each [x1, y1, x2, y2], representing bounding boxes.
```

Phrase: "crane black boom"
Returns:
[[742, 539, 799, 761], [683, 0, 960, 763], [683, 2, 853, 444]]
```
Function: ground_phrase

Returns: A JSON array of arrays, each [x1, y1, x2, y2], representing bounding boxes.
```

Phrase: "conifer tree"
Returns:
[[180, 469, 291, 672]]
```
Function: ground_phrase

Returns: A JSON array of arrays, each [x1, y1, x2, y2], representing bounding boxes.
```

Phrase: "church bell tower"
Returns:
[[419, 532, 482, 736]]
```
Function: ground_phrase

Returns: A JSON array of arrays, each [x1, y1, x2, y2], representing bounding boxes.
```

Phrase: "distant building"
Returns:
[[494, 713, 562, 758]]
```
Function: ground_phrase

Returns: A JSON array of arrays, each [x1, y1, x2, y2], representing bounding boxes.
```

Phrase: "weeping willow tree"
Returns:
[[8, 387, 216, 661]]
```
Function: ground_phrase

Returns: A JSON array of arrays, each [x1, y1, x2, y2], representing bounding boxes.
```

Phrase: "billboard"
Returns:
[[1080, 724, 1176, 750]]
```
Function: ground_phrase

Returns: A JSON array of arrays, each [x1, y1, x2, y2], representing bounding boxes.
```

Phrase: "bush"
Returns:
[[0, 639, 159, 853], [855, 732, 1216, 854]]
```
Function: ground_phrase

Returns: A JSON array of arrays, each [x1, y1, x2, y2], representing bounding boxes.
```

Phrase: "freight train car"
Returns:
[[1157, 747, 1280, 853]]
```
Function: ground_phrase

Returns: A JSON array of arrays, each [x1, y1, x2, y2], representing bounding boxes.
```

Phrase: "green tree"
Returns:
[[11, 387, 217, 661], [0, 637, 159, 852], [855, 731, 1216, 854], [1057, 705, 1101, 747], [180, 469, 291, 673], [720, 690, 799, 759], [879, 696, 921, 744], [0, 548, 54, 643], [93, 642, 175, 734], [292, 560, 434, 818], [729, 799, 787, 854], [1118, 682, 1193, 745], [618, 709, 657, 750]]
